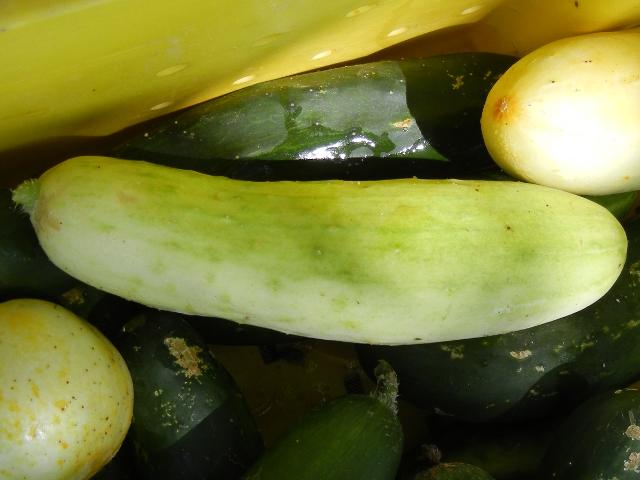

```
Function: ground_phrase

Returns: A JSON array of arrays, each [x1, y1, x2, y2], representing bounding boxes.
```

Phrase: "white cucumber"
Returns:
[[13, 156, 627, 344], [481, 29, 640, 196]]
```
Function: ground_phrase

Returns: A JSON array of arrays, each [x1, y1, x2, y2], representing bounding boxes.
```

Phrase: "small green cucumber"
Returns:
[[13, 156, 627, 344], [116, 310, 263, 479], [243, 361, 403, 480]]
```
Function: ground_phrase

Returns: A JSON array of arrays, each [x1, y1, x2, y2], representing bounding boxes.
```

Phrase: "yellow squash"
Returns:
[[0, 0, 504, 156]]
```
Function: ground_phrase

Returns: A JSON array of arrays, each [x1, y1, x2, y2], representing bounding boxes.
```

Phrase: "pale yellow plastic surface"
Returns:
[[0, 0, 504, 154]]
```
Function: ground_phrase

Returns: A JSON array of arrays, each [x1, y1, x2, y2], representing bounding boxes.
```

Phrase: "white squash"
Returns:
[[0, 299, 133, 480], [481, 29, 640, 195]]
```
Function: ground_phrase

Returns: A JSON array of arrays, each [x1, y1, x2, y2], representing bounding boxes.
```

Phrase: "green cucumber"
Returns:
[[113, 53, 517, 180], [13, 156, 627, 344], [243, 361, 402, 480], [358, 215, 640, 422], [116, 310, 263, 479], [415, 463, 496, 480], [537, 387, 640, 479]]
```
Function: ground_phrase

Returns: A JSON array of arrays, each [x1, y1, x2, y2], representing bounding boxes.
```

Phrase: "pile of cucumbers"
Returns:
[[3, 47, 640, 480]]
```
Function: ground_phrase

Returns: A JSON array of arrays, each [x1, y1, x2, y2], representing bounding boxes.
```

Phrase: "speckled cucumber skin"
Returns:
[[14, 156, 627, 344], [0, 299, 133, 480]]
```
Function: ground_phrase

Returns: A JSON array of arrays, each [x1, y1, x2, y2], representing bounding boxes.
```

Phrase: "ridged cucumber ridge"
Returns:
[[372, 360, 399, 415], [12, 178, 40, 216]]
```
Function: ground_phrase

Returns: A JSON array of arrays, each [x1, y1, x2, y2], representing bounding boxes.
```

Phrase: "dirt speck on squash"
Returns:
[[492, 95, 517, 124], [626, 424, 640, 440], [509, 350, 532, 360], [625, 411, 640, 440], [624, 452, 640, 472], [164, 337, 206, 378], [60, 288, 85, 305], [392, 118, 413, 129]]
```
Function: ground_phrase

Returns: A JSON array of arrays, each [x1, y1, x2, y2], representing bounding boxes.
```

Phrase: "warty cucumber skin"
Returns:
[[14, 155, 627, 345]]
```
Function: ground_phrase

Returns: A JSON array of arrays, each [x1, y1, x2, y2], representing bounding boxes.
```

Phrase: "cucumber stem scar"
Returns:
[[12, 178, 40, 216]]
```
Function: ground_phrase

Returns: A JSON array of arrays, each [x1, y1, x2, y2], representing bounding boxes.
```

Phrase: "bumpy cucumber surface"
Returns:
[[113, 53, 516, 180], [358, 215, 640, 421], [117, 310, 263, 479], [13, 156, 627, 344]]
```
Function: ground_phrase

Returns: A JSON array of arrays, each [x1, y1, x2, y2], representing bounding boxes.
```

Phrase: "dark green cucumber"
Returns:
[[116, 310, 263, 479], [113, 53, 517, 180], [243, 362, 403, 480], [415, 463, 496, 480], [537, 388, 640, 479], [358, 215, 640, 422]]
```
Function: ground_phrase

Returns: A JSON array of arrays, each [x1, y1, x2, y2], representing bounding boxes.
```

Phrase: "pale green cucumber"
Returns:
[[13, 156, 627, 345]]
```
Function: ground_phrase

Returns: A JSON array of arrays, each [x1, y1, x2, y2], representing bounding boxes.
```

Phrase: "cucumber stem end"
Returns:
[[12, 179, 41, 216]]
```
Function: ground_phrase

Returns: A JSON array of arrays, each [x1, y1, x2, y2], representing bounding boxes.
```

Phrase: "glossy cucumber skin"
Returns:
[[244, 394, 403, 480], [113, 53, 517, 180], [14, 155, 627, 344], [358, 215, 640, 422], [117, 310, 263, 479], [537, 388, 640, 479]]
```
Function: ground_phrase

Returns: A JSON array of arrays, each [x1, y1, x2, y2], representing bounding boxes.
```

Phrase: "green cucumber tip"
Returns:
[[12, 178, 40, 216]]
